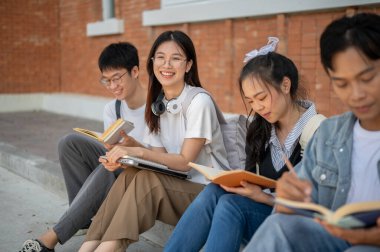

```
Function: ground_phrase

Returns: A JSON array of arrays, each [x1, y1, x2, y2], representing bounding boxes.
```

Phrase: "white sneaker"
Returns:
[[19, 239, 54, 252]]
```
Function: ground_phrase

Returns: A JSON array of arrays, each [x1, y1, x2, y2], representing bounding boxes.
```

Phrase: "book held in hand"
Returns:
[[74, 118, 134, 145], [274, 197, 380, 229], [100, 155, 190, 180], [188, 162, 276, 188]]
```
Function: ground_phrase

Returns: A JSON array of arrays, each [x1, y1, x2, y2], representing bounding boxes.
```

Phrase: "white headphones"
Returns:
[[151, 91, 182, 116]]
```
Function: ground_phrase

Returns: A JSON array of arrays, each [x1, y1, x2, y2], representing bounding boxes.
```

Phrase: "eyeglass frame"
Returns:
[[99, 71, 128, 87], [151, 55, 188, 67]]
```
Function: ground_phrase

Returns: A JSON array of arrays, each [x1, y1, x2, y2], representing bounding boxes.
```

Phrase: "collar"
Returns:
[[163, 84, 189, 104], [269, 100, 317, 151]]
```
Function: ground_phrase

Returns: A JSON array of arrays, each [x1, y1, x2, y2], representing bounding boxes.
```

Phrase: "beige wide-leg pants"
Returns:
[[85, 167, 204, 251]]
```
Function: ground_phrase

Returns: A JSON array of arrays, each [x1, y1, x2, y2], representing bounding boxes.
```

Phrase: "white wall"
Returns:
[[144, 0, 380, 26], [0, 93, 110, 121]]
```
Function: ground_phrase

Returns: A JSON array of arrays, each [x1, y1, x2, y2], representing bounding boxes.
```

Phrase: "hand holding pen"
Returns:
[[275, 155, 313, 213]]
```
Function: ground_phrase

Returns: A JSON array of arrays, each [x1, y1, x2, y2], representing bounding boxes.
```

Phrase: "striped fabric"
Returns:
[[269, 100, 317, 171]]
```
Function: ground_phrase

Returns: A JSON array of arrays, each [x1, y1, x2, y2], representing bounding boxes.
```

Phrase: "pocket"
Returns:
[[311, 164, 338, 207], [312, 164, 338, 187]]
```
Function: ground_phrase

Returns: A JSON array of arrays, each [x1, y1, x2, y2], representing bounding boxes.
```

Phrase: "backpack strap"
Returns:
[[300, 114, 326, 152], [181, 87, 226, 124], [181, 87, 231, 170], [115, 100, 121, 119]]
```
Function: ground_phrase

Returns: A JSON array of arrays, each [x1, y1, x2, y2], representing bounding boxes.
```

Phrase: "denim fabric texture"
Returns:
[[244, 112, 380, 252], [296, 112, 380, 210], [164, 183, 272, 252]]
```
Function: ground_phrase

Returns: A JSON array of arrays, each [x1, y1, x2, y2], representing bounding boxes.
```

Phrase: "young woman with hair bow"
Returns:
[[165, 37, 320, 252]]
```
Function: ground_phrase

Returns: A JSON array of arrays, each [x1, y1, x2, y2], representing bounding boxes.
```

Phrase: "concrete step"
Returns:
[[0, 166, 166, 251], [0, 111, 173, 251], [0, 142, 174, 249]]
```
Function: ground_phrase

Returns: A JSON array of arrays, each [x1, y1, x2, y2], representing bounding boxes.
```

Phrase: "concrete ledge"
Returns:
[[0, 142, 66, 198], [0, 93, 108, 121], [141, 220, 173, 247], [87, 18, 124, 37]]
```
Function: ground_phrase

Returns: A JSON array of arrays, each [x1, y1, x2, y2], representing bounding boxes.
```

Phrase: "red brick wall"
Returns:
[[0, 0, 60, 93], [1, 1, 380, 116]]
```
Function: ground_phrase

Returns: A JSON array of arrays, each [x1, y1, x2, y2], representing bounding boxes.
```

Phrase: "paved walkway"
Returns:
[[0, 111, 165, 251]]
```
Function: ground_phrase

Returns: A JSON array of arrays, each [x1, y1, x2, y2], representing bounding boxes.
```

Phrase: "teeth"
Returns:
[[161, 71, 174, 76]]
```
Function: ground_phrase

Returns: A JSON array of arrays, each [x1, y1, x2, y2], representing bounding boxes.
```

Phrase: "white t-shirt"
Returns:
[[346, 120, 380, 204], [144, 85, 228, 184], [103, 99, 146, 143]]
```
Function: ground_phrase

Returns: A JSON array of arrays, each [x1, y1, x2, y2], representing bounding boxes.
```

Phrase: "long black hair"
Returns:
[[320, 13, 380, 72], [145, 30, 202, 133], [239, 52, 302, 168]]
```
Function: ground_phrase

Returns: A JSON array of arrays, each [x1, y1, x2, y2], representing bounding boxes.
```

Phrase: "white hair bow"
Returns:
[[243, 37, 279, 63]]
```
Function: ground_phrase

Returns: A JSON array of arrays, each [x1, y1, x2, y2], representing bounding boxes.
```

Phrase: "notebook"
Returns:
[[100, 155, 190, 180]]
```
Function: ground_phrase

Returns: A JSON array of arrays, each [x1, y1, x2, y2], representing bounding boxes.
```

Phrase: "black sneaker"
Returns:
[[19, 239, 55, 252]]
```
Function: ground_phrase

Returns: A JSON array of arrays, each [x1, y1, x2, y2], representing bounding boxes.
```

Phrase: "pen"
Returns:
[[283, 154, 297, 176]]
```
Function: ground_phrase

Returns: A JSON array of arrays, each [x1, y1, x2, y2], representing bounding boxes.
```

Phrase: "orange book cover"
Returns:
[[188, 162, 276, 188]]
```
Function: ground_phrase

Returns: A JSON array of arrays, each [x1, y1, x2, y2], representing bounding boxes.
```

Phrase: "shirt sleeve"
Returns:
[[103, 100, 117, 131], [143, 126, 164, 148], [184, 93, 219, 145]]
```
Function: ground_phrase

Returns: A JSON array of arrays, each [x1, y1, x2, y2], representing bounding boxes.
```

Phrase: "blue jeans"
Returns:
[[243, 213, 352, 252], [164, 183, 273, 252]]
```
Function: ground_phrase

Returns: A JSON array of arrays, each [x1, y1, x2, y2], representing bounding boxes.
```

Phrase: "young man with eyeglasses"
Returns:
[[20, 42, 147, 252]]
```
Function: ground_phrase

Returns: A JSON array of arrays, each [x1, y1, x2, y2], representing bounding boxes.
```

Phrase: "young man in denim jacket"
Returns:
[[244, 13, 380, 252]]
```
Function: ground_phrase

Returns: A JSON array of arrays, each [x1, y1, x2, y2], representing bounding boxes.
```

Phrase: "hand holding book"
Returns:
[[275, 197, 380, 229], [74, 119, 134, 145], [104, 130, 142, 150], [317, 217, 380, 246], [188, 162, 276, 188], [221, 181, 275, 206]]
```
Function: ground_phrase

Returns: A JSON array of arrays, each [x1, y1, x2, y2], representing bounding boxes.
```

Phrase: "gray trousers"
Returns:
[[53, 134, 122, 244]]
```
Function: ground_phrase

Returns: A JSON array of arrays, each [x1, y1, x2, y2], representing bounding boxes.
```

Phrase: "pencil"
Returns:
[[283, 154, 296, 175]]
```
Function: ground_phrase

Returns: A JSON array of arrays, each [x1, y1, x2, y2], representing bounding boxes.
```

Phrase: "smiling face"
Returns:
[[328, 47, 380, 130], [101, 66, 139, 101], [152, 41, 193, 95], [242, 76, 290, 124]]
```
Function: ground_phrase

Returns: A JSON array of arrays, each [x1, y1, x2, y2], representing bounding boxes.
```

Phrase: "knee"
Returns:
[[216, 194, 241, 215], [119, 167, 141, 180], [58, 133, 82, 153], [263, 213, 305, 235], [204, 183, 223, 195], [265, 213, 286, 226], [194, 183, 226, 206], [133, 170, 160, 188]]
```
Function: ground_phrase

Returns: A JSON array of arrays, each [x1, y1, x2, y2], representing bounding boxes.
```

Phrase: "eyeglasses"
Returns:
[[151, 56, 187, 67], [99, 71, 128, 87]]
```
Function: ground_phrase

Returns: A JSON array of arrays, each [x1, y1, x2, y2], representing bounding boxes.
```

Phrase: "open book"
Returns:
[[100, 155, 190, 180], [74, 118, 134, 145], [188, 162, 276, 188], [275, 197, 380, 229]]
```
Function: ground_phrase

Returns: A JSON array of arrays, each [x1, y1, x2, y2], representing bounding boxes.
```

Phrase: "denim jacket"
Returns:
[[295, 111, 380, 211]]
